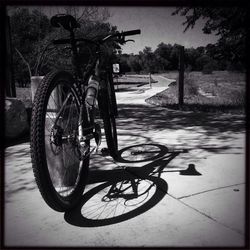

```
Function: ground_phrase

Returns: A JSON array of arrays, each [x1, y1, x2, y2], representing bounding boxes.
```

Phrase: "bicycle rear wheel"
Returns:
[[99, 73, 118, 160], [30, 71, 89, 212]]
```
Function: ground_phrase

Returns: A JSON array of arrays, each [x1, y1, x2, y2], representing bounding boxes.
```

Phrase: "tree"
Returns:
[[154, 43, 172, 70], [9, 7, 117, 84], [195, 54, 213, 71], [118, 54, 131, 73], [169, 44, 181, 70], [63, 6, 110, 24], [172, 7, 247, 69], [10, 8, 51, 84], [184, 47, 200, 70], [52, 7, 118, 71], [127, 55, 142, 73], [139, 47, 159, 73], [43, 7, 117, 71]]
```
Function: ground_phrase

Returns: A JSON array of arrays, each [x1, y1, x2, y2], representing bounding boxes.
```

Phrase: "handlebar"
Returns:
[[52, 29, 141, 46], [50, 14, 141, 46], [101, 29, 141, 44]]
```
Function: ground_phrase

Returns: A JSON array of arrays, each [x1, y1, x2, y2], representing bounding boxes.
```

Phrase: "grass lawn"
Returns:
[[15, 71, 245, 113], [15, 75, 155, 104], [146, 71, 245, 113]]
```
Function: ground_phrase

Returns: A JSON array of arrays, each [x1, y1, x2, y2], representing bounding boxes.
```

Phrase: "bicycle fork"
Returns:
[[78, 72, 102, 159]]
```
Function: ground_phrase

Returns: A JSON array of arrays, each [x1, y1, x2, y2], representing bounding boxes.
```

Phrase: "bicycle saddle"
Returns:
[[51, 14, 80, 31]]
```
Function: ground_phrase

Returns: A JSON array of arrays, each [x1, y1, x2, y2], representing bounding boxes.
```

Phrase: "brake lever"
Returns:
[[124, 39, 135, 43], [119, 39, 135, 45]]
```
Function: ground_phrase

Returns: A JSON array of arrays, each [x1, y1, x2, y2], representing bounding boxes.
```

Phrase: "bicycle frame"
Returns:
[[50, 19, 140, 158], [56, 29, 111, 156]]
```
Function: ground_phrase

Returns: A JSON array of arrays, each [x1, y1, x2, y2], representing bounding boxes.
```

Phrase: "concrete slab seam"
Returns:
[[167, 192, 245, 237], [178, 183, 245, 199]]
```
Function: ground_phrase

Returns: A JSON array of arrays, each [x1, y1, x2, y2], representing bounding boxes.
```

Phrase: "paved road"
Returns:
[[4, 76, 246, 247]]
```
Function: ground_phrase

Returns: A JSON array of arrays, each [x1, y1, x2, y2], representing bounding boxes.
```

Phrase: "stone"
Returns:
[[5, 98, 29, 139]]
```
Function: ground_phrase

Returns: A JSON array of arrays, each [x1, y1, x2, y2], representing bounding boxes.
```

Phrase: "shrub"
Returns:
[[202, 63, 214, 74], [184, 73, 199, 96]]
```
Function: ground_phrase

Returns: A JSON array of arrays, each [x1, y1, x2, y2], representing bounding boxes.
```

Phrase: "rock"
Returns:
[[5, 98, 29, 139]]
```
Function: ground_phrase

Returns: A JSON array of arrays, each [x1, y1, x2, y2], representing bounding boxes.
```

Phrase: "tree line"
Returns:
[[118, 6, 248, 74], [117, 41, 245, 75], [9, 7, 246, 87]]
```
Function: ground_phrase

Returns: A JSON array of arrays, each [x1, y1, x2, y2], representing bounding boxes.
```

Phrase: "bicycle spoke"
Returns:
[[43, 80, 83, 197], [80, 178, 158, 221]]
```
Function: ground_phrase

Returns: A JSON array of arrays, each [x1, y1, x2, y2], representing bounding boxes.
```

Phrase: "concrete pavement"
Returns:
[[4, 76, 246, 247], [115, 74, 173, 104]]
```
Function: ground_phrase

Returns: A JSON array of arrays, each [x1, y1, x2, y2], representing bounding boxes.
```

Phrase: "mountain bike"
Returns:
[[30, 14, 141, 212]]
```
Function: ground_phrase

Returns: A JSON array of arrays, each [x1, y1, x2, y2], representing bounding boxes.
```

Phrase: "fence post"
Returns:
[[178, 46, 184, 107], [4, 11, 16, 97], [149, 73, 152, 88]]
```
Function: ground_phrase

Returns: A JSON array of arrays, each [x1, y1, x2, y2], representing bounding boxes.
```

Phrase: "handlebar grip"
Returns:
[[121, 29, 141, 36]]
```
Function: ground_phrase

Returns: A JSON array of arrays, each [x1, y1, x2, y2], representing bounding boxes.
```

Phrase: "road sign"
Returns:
[[113, 63, 120, 73]]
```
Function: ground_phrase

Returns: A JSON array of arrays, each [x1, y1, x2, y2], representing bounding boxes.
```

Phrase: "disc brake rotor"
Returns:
[[50, 125, 64, 155]]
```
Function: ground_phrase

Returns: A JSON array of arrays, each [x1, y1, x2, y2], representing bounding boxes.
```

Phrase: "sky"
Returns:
[[8, 6, 218, 55], [107, 7, 219, 54]]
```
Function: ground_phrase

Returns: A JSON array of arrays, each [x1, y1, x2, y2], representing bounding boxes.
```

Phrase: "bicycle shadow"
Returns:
[[64, 144, 201, 227]]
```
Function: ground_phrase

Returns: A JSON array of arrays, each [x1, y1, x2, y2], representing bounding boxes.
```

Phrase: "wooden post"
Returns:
[[4, 11, 16, 97], [178, 46, 184, 107], [149, 73, 152, 88]]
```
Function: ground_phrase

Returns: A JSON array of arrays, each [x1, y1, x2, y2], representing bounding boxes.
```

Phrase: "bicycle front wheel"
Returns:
[[30, 71, 89, 212]]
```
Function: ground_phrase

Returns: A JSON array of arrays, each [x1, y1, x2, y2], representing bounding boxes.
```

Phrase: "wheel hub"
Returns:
[[50, 125, 64, 147]]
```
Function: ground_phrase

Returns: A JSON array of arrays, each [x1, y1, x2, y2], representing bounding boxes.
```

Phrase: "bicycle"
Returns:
[[30, 14, 141, 212]]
